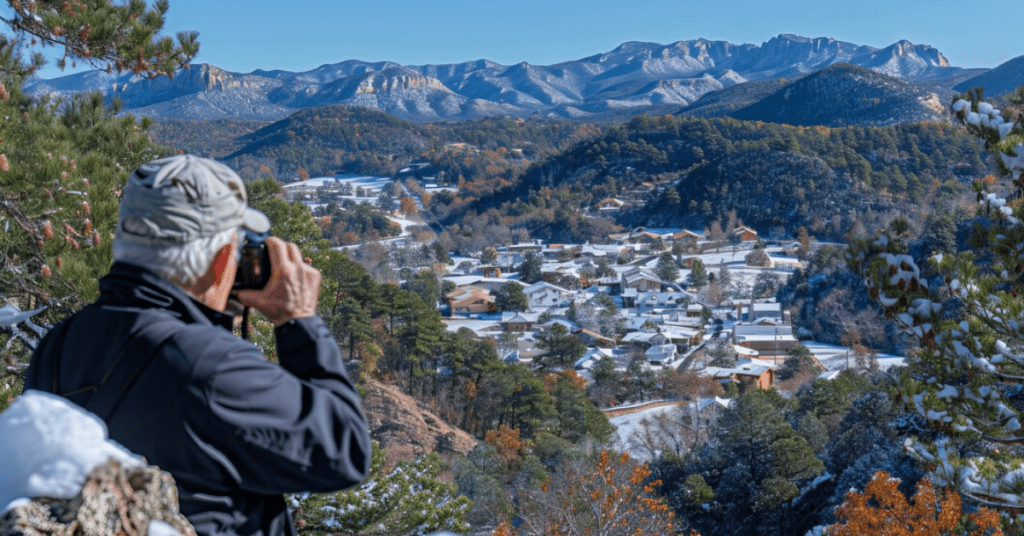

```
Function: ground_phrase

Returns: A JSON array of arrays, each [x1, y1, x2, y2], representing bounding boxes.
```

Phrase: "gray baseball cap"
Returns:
[[117, 155, 270, 245]]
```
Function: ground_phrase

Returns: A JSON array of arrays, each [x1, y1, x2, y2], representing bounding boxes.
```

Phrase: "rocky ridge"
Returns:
[[24, 34, 989, 122], [359, 378, 478, 468]]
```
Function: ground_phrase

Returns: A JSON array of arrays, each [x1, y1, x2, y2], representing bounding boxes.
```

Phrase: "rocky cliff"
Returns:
[[359, 379, 478, 469], [24, 34, 982, 122]]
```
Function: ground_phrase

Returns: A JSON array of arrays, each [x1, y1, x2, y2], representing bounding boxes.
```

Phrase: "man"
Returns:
[[24, 155, 371, 536]]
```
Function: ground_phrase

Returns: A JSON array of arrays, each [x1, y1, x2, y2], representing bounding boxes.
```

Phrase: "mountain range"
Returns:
[[24, 34, 1020, 123]]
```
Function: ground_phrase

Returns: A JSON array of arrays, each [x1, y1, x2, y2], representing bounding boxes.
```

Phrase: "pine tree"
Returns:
[[655, 251, 680, 283], [519, 251, 543, 284], [493, 281, 527, 312], [0, 1, 197, 329], [857, 88, 1024, 510], [689, 258, 707, 288], [289, 443, 471, 536], [3, 0, 198, 77]]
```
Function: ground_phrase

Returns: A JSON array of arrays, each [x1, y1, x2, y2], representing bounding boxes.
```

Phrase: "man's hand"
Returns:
[[236, 237, 321, 327]]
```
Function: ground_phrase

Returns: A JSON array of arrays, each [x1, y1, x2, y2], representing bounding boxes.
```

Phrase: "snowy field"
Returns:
[[291, 174, 393, 192], [635, 244, 798, 291], [800, 340, 906, 372], [608, 403, 682, 462]]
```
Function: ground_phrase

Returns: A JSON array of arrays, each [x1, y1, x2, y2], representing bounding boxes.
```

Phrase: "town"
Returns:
[[282, 171, 905, 413]]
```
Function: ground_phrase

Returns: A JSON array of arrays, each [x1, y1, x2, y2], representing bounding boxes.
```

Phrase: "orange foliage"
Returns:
[[515, 451, 675, 536], [484, 424, 533, 468], [400, 196, 417, 214], [829, 471, 1001, 536], [543, 370, 588, 392]]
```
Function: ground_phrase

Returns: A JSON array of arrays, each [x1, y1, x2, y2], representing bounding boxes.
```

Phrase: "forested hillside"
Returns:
[[455, 114, 992, 244], [149, 106, 601, 181]]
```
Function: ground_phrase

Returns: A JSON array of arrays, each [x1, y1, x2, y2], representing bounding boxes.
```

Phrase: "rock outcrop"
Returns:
[[359, 379, 478, 469], [24, 34, 978, 122], [0, 459, 195, 536]]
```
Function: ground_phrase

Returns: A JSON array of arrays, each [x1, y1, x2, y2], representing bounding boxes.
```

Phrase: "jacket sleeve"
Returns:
[[183, 315, 372, 495]]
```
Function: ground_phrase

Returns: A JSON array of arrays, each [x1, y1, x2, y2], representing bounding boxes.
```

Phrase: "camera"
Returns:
[[233, 227, 272, 290]]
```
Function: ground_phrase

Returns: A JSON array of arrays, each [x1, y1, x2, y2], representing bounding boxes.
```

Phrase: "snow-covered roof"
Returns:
[[574, 347, 615, 369], [441, 319, 501, 335], [524, 281, 568, 295], [646, 344, 678, 363], [502, 312, 540, 324]]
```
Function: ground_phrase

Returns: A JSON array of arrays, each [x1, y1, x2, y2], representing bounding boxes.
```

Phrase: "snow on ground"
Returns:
[[388, 213, 421, 235], [284, 174, 393, 192], [608, 403, 682, 462], [801, 340, 906, 372], [639, 245, 798, 290], [0, 390, 143, 513]]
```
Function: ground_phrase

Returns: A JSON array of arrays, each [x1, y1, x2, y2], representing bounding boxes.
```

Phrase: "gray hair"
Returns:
[[113, 227, 240, 286]]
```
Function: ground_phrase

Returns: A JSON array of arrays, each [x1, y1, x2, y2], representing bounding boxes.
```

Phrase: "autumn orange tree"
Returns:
[[506, 450, 676, 536], [829, 470, 1001, 536]]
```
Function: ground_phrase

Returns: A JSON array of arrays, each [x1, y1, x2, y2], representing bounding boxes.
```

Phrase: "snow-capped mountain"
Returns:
[[24, 34, 977, 122]]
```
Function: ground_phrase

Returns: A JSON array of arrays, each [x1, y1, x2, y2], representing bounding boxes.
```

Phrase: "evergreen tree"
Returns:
[[518, 251, 543, 284], [544, 370, 614, 443], [290, 443, 471, 536], [0, 2, 198, 363], [689, 258, 707, 288], [405, 268, 439, 308], [679, 389, 823, 536], [857, 87, 1024, 510], [535, 323, 585, 370], [493, 281, 528, 312], [655, 251, 679, 283], [3, 0, 198, 77]]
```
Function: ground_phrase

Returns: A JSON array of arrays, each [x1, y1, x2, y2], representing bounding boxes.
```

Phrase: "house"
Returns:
[[733, 301, 784, 322], [646, 344, 678, 365], [508, 243, 544, 254], [672, 230, 703, 242], [446, 287, 496, 315], [634, 291, 687, 314], [767, 255, 804, 271], [626, 231, 663, 246], [542, 244, 577, 260], [579, 244, 621, 260], [621, 331, 665, 347], [733, 226, 759, 242], [671, 230, 702, 250], [515, 332, 545, 365], [596, 198, 627, 211], [443, 275, 519, 294], [686, 303, 705, 318], [536, 318, 577, 333], [732, 323, 798, 360], [502, 312, 540, 333], [574, 347, 616, 371], [700, 360, 774, 390], [660, 324, 703, 348], [622, 268, 662, 292], [523, 281, 569, 309], [542, 267, 584, 291], [441, 318, 503, 339], [480, 265, 502, 278], [780, 241, 804, 256]]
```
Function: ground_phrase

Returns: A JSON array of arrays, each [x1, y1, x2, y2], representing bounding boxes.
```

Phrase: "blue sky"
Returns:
[[33, 0, 1024, 78]]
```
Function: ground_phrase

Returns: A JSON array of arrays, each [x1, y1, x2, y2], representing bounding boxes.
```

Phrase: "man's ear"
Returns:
[[210, 241, 236, 286]]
